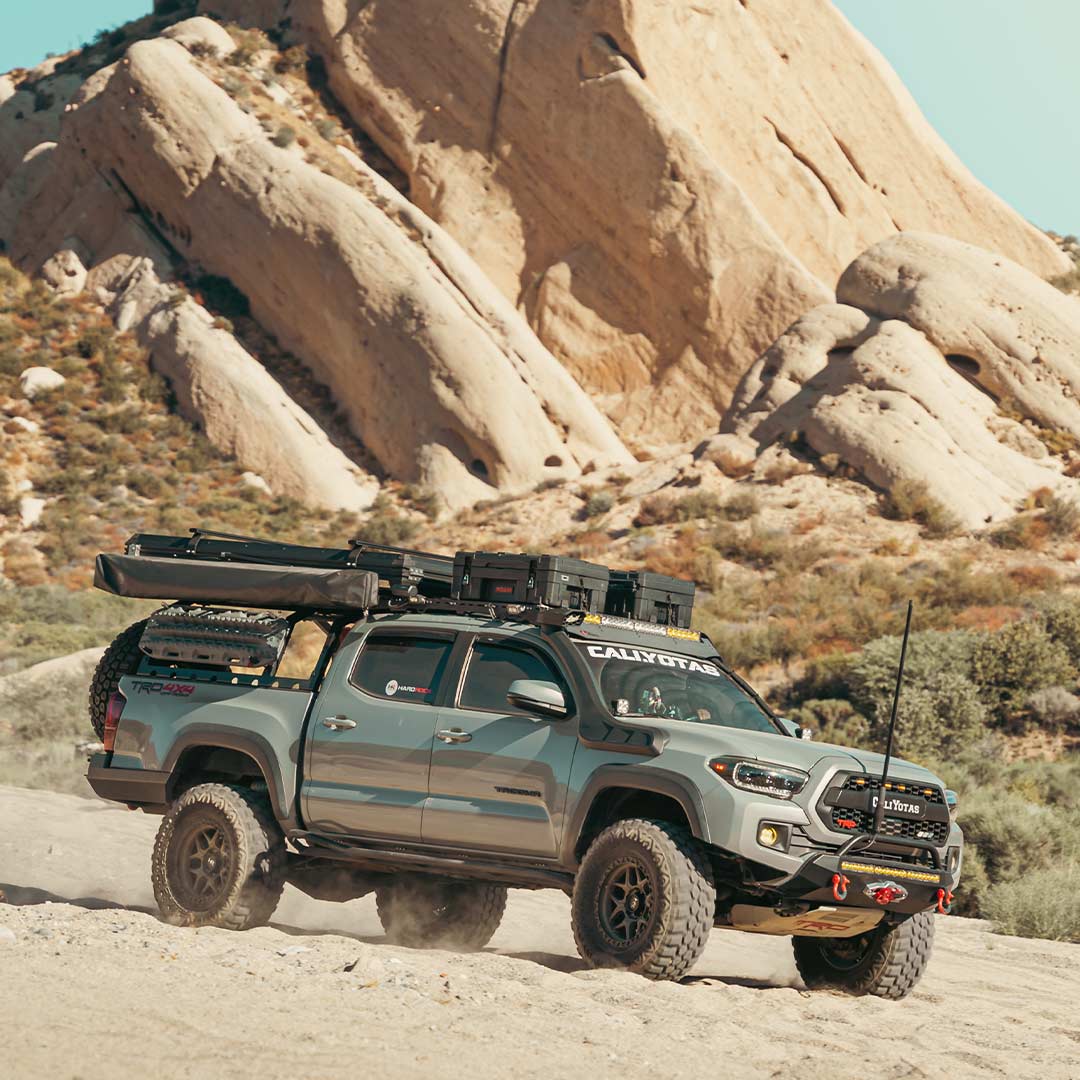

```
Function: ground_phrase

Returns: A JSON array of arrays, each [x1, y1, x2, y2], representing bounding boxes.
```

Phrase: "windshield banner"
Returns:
[[581, 642, 721, 677]]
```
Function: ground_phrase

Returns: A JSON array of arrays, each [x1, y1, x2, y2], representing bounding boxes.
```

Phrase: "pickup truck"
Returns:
[[87, 602, 963, 998]]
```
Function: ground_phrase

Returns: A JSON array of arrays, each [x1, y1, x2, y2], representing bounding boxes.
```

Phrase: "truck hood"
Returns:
[[655, 723, 943, 786]]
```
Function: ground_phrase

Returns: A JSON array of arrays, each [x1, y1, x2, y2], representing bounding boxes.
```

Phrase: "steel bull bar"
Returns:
[[755, 835, 957, 916]]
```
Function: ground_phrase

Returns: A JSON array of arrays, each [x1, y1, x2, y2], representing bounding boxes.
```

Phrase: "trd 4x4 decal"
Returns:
[[133, 681, 196, 696]]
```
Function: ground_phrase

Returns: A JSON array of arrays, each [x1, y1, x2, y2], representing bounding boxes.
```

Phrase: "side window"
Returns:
[[349, 634, 453, 705], [459, 641, 567, 713]]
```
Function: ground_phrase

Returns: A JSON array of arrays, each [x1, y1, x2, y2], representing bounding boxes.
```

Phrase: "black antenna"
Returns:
[[872, 600, 913, 836]]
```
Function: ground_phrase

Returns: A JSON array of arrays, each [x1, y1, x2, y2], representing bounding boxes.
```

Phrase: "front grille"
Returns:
[[841, 775, 945, 804], [829, 806, 949, 846], [824, 773, 950, 847]]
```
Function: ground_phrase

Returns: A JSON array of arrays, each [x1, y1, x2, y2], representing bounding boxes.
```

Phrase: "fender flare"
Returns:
[[562, 765, 711, 865], [161, 727, 292, 824]]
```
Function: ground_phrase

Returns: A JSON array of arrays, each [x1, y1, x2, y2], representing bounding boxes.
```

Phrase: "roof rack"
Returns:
[[95, 527, 698, 628]]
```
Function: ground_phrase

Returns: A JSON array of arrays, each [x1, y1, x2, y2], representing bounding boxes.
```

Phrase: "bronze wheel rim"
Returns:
[[169, 812, 235, 912], [599, 858, 655, 948]]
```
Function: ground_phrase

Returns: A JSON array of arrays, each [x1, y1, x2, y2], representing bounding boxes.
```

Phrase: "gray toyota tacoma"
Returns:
[[85, 530, 962, 998]]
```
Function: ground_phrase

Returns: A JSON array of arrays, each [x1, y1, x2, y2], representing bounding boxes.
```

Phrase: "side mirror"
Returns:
[[507, 679, 568, 719], [777, 716, 812, 740]]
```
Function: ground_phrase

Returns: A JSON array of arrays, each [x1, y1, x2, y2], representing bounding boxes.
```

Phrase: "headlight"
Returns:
[[710, 758, 809, 800], [945, 789, 959, 818]]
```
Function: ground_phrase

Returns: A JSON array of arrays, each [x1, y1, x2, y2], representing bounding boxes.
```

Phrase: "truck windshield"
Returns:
[[576, 641, 779, 734]]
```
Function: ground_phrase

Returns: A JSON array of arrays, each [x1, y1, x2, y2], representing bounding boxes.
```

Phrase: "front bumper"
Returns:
[[768, 847, 956, 916]]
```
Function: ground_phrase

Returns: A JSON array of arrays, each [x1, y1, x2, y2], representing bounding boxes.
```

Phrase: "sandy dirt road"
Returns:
[[1, 785, 1078, 1080]]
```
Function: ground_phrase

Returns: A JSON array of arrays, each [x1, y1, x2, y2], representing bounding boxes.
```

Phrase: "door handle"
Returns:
[[436, 728, 472, 744], [322, 715, 357, 731]]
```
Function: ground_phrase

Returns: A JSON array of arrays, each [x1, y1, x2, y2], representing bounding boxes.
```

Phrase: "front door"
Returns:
[[301, 628, 455, 841], [422, 635, 578, 858]]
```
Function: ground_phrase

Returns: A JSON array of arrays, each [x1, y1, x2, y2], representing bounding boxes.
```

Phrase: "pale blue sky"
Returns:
[[2, 1, 1076, 233]]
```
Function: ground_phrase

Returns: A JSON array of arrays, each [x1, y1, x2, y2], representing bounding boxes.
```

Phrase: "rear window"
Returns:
[[350, 634, 453, 705], [577, 641, 778, 734]]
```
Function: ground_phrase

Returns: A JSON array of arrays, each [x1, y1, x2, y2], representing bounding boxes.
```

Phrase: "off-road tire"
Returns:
[[151, 783, 286, 930], [792, 910, 935, 999], [571, 818, 715, 981], [88, 619, 148, 738], [375, 877, 507, 950]]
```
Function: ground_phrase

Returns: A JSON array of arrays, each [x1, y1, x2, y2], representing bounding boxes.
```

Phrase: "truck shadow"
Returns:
[[0, 881, 156, 915]]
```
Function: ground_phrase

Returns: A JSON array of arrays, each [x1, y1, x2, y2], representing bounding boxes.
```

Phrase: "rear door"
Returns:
[[422, 634, 578, 858], [301, 627, 455, 841]]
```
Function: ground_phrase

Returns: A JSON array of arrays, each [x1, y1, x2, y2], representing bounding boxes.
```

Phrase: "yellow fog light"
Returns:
[[758, 825, 781, 848]]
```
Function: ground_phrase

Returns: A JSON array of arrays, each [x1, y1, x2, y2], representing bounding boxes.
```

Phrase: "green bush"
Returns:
[[272, 125, 297, 148], [983, 866, 1080, 942], [950, 843, 991, 918], [880, 478, 960, 537], [787, 698, 870, 747], [970, 620, 1076, 721], [1039, 598, 1080, 668], [583, 490, 614, 519], [1024, 686, 1080, 730], [717, 491, 759, 521], [958, 788, 1080, 886], [846, 630, 988, 758]]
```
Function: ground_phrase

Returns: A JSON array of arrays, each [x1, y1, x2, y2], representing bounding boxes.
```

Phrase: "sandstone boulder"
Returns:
[[19, 367, 66, 399], [109, 258, 380, 513], [205, 0, 1067, 447], [160, 17, 236, 57], [837, 233, 1080, 437], [39, 246, 88, 297], [724, 235, 1080, 527]]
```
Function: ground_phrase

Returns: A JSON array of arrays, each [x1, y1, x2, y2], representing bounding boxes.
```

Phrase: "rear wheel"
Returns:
[[571, 818, 715, 981], [152, 783, 285, 930], [375, 877, 507, 950], [88, 620, 147, 738], [793, 911, 935, 999]]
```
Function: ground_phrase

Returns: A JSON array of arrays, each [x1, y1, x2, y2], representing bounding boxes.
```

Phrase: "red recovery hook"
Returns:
[[936, 888, 955, 914], [831, 873, 850, 902]]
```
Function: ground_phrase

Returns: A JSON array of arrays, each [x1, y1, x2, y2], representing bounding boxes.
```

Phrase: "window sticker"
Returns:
[[384, 678, 429, 698], [582, 642, 721, 677]]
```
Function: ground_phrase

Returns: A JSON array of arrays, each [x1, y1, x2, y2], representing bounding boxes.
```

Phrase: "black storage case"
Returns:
[[453, 551, 610, 612], [606, 570, 696, 628], [124, 532, 453, 598]]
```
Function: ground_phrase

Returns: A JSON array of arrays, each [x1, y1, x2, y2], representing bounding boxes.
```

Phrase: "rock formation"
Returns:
[[1, 27, 631, 509], [0, 3, 1074, 519], [724, 234, 1080, 527], [195, 0, 1068, 446]]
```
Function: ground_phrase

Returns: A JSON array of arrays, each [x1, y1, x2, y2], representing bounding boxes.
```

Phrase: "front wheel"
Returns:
[[571, 818, 715, 981], [793, 910, 935, 999], [375, 877, 507, 950], [151, 783, 286, 930]]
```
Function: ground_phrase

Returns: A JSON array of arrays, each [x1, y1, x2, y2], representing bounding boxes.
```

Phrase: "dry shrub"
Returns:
[[990, 514, 1049, 551], [761, 456, 810, 484], [954, 605, 1025, 633], [643, 529, 705, 581], [567, 530, 610, 559], [1008, 565, 1059, 591], [1042, 493, 1080, 538], [880, 478, 960, 537], [2, 539, 48, 586], [795, 512, 824, 535]]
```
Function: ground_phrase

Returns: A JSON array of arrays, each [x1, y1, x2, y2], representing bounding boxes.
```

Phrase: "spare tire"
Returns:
[[88, 619, 147, 738]]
